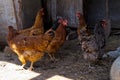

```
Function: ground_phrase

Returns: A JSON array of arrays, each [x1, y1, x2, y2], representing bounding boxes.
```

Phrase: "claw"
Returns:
[[28, 67, 34, 71], [16, 64, 25, 71]]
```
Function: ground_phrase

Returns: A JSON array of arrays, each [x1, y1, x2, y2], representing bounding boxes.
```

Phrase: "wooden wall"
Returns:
[[109, 0, 120, 29], [0, 0, 17, 44], [21, 0, 120, 29], [22, 0, 42, 29], [84, 0, 120, 29], [45, 0, 83, 28], [84, 0, 106, 27]]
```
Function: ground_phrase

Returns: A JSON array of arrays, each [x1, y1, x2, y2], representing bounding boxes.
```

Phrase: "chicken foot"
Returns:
[[28, 62, 34, 71], [48, 54, 56, 62]]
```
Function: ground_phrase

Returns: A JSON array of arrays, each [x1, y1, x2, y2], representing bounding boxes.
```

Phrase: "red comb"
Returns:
[[76, 12, 82, 18], [63, 19, 68, 26]]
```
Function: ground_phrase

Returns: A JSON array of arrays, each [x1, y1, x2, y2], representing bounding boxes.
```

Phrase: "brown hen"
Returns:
[[46, 19, 68, 61], [77, 12, 107, 67], [6, 19, 61, 70]]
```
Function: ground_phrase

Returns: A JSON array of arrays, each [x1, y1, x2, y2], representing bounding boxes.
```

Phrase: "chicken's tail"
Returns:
[[7, 26, 19, 41], [94, 20, 106, 48], [94, 20, 107, 59]]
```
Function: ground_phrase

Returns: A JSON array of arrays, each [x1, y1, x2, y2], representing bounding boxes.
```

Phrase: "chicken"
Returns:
[[94, 20, 106, 48], [93, 20, 106, 59], [6, 18, 62, 70], [76, 12, 107, 67], [18, 8, 44, 36], [76, 12, 91, 44], [46, 19, 68, 61]]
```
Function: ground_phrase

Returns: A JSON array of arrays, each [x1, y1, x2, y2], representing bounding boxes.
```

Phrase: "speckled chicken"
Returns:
[[77, 12, 107, 66]]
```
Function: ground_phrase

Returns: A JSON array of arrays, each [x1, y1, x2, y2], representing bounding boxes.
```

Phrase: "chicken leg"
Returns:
[[28, 62, 34, 71]]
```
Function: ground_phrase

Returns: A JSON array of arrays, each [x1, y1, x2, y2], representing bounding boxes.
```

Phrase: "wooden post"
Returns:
[[105, 0, 111, 39], [12, 0, 23, 30]]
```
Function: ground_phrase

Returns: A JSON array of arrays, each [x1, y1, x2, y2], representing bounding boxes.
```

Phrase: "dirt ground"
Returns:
[[0, 31, 120, 80]]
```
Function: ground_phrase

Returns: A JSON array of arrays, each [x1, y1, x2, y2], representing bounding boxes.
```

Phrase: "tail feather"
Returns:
[[94, 21, 106, 48], [7, 26, 19, 41]]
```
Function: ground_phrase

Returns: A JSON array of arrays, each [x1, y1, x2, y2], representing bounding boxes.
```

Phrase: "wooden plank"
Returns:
[[84, 0, 106, 26], [109, 0, 120, 29], [22, 0, 42, 28], [46, 0, 83, 28], [0, 0, 17, 43], [51, 0, 57, 21], [13, 0, 23, 30]]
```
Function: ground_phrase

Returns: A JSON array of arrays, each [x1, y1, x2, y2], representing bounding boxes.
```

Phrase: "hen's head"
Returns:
[[76, 12, 82, 18], [8, 26, 18, 35], [7, 26, 19, 41], [8, 26, 15, 32], [38, 8, 44, 16], [61, 19, 68, 27], [100, 20, 107, 28], [57, 16, 63, 24], [51, 17, 63, 31]]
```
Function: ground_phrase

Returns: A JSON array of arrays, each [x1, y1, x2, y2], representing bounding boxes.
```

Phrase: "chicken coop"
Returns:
[[0, 0, 120, 47]]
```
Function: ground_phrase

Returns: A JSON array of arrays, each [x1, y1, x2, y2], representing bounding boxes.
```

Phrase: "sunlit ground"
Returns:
[[0, 61, 40, 80], [46, 75, 73, 80], [0, 61, 73, 80]]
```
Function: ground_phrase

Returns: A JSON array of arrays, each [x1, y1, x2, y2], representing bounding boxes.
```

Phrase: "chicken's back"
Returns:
[[18, 8, 44, 36]]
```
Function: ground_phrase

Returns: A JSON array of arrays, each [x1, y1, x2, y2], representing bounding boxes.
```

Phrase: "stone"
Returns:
[[103, 51, 120, 59], [110, 56, 120, 80], [117, 47, 120, 52]]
